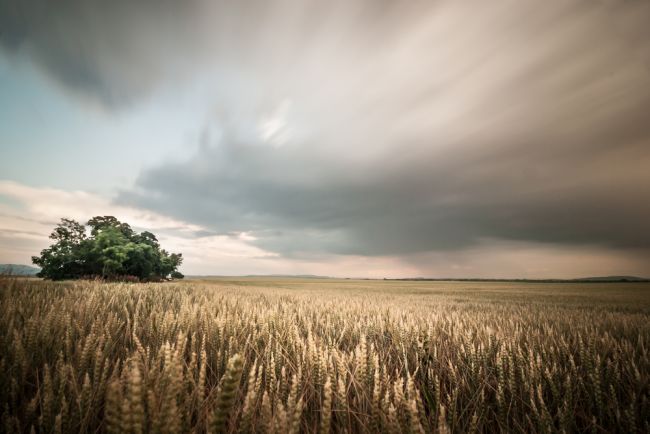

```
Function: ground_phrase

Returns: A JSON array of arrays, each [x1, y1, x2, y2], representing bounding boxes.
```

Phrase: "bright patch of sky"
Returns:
[[259, 99, 293, 147]]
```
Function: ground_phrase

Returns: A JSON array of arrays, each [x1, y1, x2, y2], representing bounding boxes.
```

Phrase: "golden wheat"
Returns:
[[0, 277, 649, 433]]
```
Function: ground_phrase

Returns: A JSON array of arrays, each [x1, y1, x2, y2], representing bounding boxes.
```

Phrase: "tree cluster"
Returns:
[[32, 216, 184, 281]]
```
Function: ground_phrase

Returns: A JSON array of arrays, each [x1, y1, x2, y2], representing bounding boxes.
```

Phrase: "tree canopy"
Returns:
[[32, 216, 184, 281]]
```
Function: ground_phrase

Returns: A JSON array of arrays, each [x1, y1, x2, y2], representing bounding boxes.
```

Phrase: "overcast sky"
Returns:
[[1, 0, 649, 278]]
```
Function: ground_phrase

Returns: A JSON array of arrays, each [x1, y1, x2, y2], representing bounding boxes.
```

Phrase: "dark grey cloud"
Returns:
[[0, 0, 429, 107], [0, 0, 193, 106], [3, 0, 650, 263], [115, 1, 650, 259], [118, 106, 650, 258]]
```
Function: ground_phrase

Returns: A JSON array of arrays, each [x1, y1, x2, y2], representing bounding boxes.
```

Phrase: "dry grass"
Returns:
[[1, 276, 649, 433]]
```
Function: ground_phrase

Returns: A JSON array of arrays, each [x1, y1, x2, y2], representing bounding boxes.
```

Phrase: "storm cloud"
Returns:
[[3, 0, 650, 272], [119, 117, 650, 258]]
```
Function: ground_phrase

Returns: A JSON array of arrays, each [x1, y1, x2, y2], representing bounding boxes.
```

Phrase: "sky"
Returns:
[[1, 0, 650, 278]]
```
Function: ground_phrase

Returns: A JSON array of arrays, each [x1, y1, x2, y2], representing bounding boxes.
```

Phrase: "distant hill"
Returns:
[[0, 264, 40, 276], [572, 276, 649, 282], [388, 276, 649, 283]]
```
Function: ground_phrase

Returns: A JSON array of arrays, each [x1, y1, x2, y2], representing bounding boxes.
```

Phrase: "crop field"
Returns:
[[0, 277, 649, 433]]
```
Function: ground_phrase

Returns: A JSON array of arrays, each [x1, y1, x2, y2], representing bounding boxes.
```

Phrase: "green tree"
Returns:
[[32, 218, 87, 280], [32, 216, 184, 281]]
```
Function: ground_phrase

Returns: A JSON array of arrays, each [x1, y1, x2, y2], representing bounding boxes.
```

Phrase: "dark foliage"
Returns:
[[32, 216, 183, 281]]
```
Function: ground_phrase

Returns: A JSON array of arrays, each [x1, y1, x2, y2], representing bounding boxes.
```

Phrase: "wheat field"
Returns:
[[0, 277, 648, 433]]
